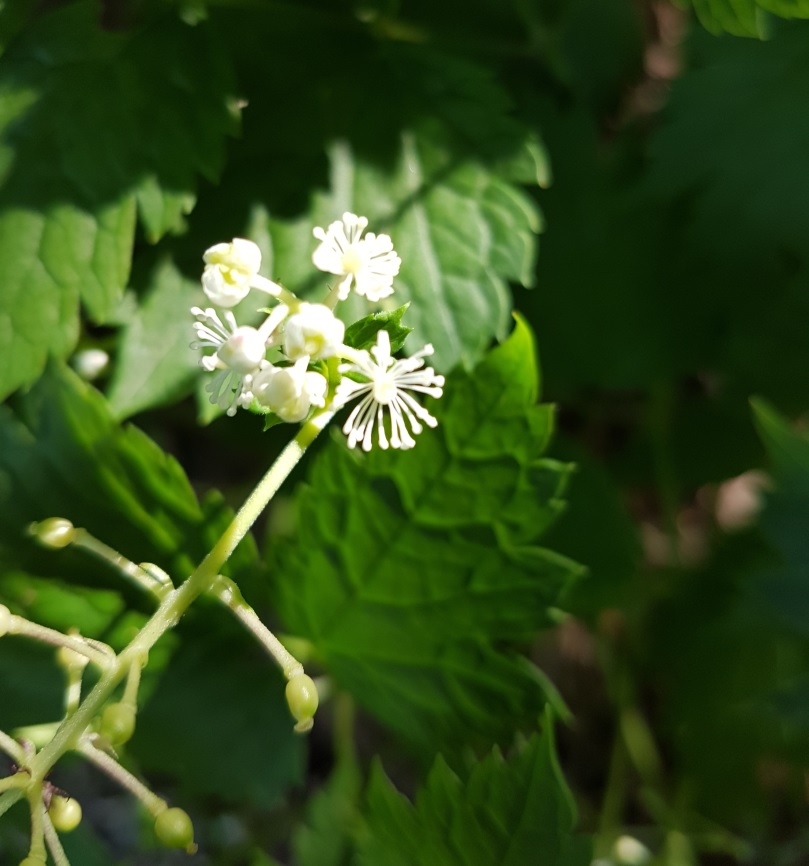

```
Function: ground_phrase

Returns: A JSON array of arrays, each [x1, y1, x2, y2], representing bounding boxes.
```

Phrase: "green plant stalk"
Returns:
[[72, 529, 166, 598], [0, 774, 28, 794], [43, 812, 71, 866], [79, 739, 166, 816], [0, 788, 23, 818], [0, 729, 26, 763], [27, 783, 46, 860], [210, 577, 303, 679], [25, 411, 333, 787]]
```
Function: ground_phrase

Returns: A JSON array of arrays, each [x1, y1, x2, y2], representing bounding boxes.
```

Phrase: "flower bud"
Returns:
[[0, 605, 11, 637], [72, 348, 109, 381], [154, 807, 196, 852], [19, 857, 46, 866], [216, 326, 267, 374], [285, 673, 319, 733], [48, 795, 82, 833], [29, 518, 75, 549], [253, 361, 326, 423], [283, 303, 345, 361], [202, 238, 261, 307], [613, 835, 652, 866], [98, 702, 137, 746]]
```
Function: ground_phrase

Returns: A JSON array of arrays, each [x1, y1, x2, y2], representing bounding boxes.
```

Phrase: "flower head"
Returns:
[[252, 358, 327, 423], [283, 303, 346, 361], [202, 238, 262, 307], [312, 212, 401, 302], [334, 330, 444, 451], [191, 306, 268, 415]]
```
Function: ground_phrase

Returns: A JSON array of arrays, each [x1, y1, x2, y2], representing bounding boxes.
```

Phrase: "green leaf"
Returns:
[[0, 362, 257, 592], [107, 258, 202, 419], [293, 745, 362, 866], [271, 318, 583, 758], [268, 132, 540, 372], [0, 1, 236, 400], [647, 24, 809, 285], [209, 28, 544, 372], [750, 398, 809, 632], [357, 717, 591, 866], [343, 305, 413, 353], [132, 629, 305, 808], [543, 438, 642, 619], [642, 402, 809, 821], [681, 0, 809, 36]]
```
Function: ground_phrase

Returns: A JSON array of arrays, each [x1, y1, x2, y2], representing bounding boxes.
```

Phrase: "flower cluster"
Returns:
[[192, 213, 443, 450]]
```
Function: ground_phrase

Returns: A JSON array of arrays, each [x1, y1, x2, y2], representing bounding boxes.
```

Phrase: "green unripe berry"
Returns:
[[99, 702, 136, 746], [29, 517, 76, 549], [48, 795, 82, 833], [154, 807, 196, 852], [285, 673, 319, 733]]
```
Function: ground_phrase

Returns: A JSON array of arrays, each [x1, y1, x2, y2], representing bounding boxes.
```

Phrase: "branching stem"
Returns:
[[23, 412, 333, 787]]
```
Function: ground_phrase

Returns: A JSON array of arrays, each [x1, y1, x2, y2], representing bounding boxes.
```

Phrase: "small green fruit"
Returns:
[[99, 702, 136, 746], [48, 795, 82, 833], [154, 807, 195, 852], [19, 857, 46, 866], [29, 518, 75, 549], [285, 673, 319, 732]]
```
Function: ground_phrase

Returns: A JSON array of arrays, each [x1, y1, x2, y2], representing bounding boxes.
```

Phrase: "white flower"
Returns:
[[283, 303, 346, 361], [202, 238, 262, 307], [334, 330, 444, 451], [312, 212, 401, 302], [191, 306, 268, 416], [252, 358, 328, 423]]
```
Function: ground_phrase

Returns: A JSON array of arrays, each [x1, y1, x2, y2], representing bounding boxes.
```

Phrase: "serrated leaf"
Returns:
[[212, 35, 546, 373], [357, 717, 591, 866], [343, 305, 413, 353], [643, 403, 809, 821], [107, 258, 202, 419], [682, 0, 809, 36], [0, 1, 236, 400], [749, 399, 809, 632], [133, 630, 304, 808], [267, 132, 539, 373], [0, 362, 257, 591], [648, 24, 809, 276], [293, 746, 361, 866], [270, 318, 583, 758]]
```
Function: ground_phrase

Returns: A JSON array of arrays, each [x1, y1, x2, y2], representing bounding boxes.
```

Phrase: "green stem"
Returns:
[[122, 658, 143, 707], [79, 739, 166, 816], [0, 774, 28, 794], [209, 577, 303, 679], [44, 813, 72, 866], [0, 788, 24, 819], [27, 783, 46, 861], [0, 729, 25, 764], [72, 530, 166, 599], [9, 618, 113, 669], [26, 412, 333, 786]]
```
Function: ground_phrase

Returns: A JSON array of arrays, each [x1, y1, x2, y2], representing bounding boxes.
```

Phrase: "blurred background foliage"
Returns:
[[1, 0, 809, 864]]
